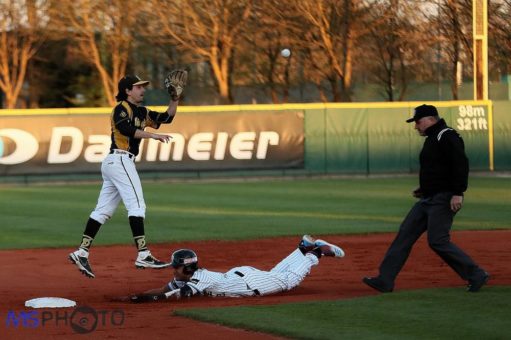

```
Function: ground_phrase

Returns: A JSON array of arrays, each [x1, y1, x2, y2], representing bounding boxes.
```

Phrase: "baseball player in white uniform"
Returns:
[[126, 235, 345, 302], [69, 72, 187, 279]]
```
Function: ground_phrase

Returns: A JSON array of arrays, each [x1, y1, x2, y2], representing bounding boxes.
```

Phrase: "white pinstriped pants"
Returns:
[[239, 249, 319, 296]]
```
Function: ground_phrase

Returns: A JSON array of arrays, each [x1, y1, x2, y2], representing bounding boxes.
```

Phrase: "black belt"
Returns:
[[234, 271, 260, 296], [110, 149, 135, 160]]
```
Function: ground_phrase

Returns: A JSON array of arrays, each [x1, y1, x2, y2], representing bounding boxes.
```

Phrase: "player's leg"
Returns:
[[274, 248, 319, 287], [426, 193, 489, 291], [272, 235, 344, 273], [87, 177, 122, 241], [235, 248, 312, 296], [107, 156, 168, 269], [261, 236, 343, 294], [249, 249, 321, 295], [69, 159, 121, 278], [364, 202, 427, 292], [271, 248, 315, 273]]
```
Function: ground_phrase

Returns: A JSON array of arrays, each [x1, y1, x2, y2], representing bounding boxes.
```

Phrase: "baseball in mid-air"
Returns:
[[281, 48, 291, 58]]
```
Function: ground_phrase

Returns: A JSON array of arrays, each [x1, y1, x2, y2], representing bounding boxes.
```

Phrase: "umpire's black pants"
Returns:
[[378, 192, 485, 290]]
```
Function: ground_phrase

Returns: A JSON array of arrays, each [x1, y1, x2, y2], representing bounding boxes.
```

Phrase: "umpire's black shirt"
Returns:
[[419, 119, 469, 197]]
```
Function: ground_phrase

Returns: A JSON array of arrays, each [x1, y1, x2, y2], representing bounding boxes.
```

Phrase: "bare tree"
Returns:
[[489, 0, 511, 81], [433, 0, 473, 100], [235, 0, 303, 103], [58, 0, 144, 106], [0, 0, 50, 108], [362, 0, 425, 101], [150, 0, 253, 104], [295, 0, 362, 102]]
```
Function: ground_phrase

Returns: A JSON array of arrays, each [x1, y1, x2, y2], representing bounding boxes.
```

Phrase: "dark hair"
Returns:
[[115, 90, 128, 102]]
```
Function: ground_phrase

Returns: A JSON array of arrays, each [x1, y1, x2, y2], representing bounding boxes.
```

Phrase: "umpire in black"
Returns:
[[363, 104, 489, 293]]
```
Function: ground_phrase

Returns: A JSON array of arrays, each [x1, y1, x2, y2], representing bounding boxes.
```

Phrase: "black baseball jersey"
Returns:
[[110, 101, 174, 156]]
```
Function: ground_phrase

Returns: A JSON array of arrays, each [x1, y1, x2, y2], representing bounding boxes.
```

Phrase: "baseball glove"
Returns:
[[164, 68, 188, 101], [129, 293, 165, 303]]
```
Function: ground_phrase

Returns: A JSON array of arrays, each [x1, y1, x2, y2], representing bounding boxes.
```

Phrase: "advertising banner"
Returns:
[[0, 111, 304, 175]]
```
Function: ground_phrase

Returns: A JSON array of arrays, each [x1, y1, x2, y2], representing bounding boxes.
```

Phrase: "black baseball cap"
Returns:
[[118, 75, 150, 92], [116, 75, 150, 101], [406, 104, 439, 123]]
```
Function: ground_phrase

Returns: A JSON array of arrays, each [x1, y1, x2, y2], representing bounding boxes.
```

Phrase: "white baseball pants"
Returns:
[[89, 152, 146, 224]]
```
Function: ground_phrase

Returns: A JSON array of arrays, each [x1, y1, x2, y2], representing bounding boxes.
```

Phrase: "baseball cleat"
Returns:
[[135, 251, 170, 269], [69, 249, 95, 278], [315, 239, 345, 258]]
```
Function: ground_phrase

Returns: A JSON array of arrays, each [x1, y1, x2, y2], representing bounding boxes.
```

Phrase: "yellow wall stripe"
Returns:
[[0, 100, 492, 116]]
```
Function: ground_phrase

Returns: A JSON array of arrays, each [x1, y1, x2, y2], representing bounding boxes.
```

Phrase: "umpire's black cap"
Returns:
[[406, 104, 439, 123], [116, 75, 150, 101]]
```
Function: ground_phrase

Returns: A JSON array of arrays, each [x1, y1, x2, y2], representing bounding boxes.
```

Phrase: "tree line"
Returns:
[[1, 0, 510, 109]]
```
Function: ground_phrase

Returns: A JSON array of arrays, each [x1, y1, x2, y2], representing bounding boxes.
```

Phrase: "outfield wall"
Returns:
[[305, 101, 494, 173], [493, 101, 511, 170], [0, 100, 507, 179]]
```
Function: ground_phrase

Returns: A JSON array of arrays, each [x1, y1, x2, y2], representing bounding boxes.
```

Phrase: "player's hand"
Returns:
[[129, 294, 165, 303], [412, 187, 423, 198], [108, 295, 131, 302], [450, 195, 463, 212], [152, 133, 172, 143], [129, 294, 146, 303]]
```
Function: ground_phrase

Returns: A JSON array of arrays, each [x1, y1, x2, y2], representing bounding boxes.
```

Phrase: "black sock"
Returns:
[[129, 216, 148, 251], [79, 218, 102, 251], [304, 247, 322, 259]]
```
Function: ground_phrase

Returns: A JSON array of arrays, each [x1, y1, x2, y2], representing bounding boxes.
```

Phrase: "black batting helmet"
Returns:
[[170, 249, 198, 275]]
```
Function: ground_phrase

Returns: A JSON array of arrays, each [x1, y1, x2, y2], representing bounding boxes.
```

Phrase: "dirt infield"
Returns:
[[2, 230, 510, 339]]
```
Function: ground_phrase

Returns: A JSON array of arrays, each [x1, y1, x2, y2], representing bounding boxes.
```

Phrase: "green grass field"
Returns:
[[0, 176, 509, 249], [176, 286, 511, 340], [1, 176, 509, 339]]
